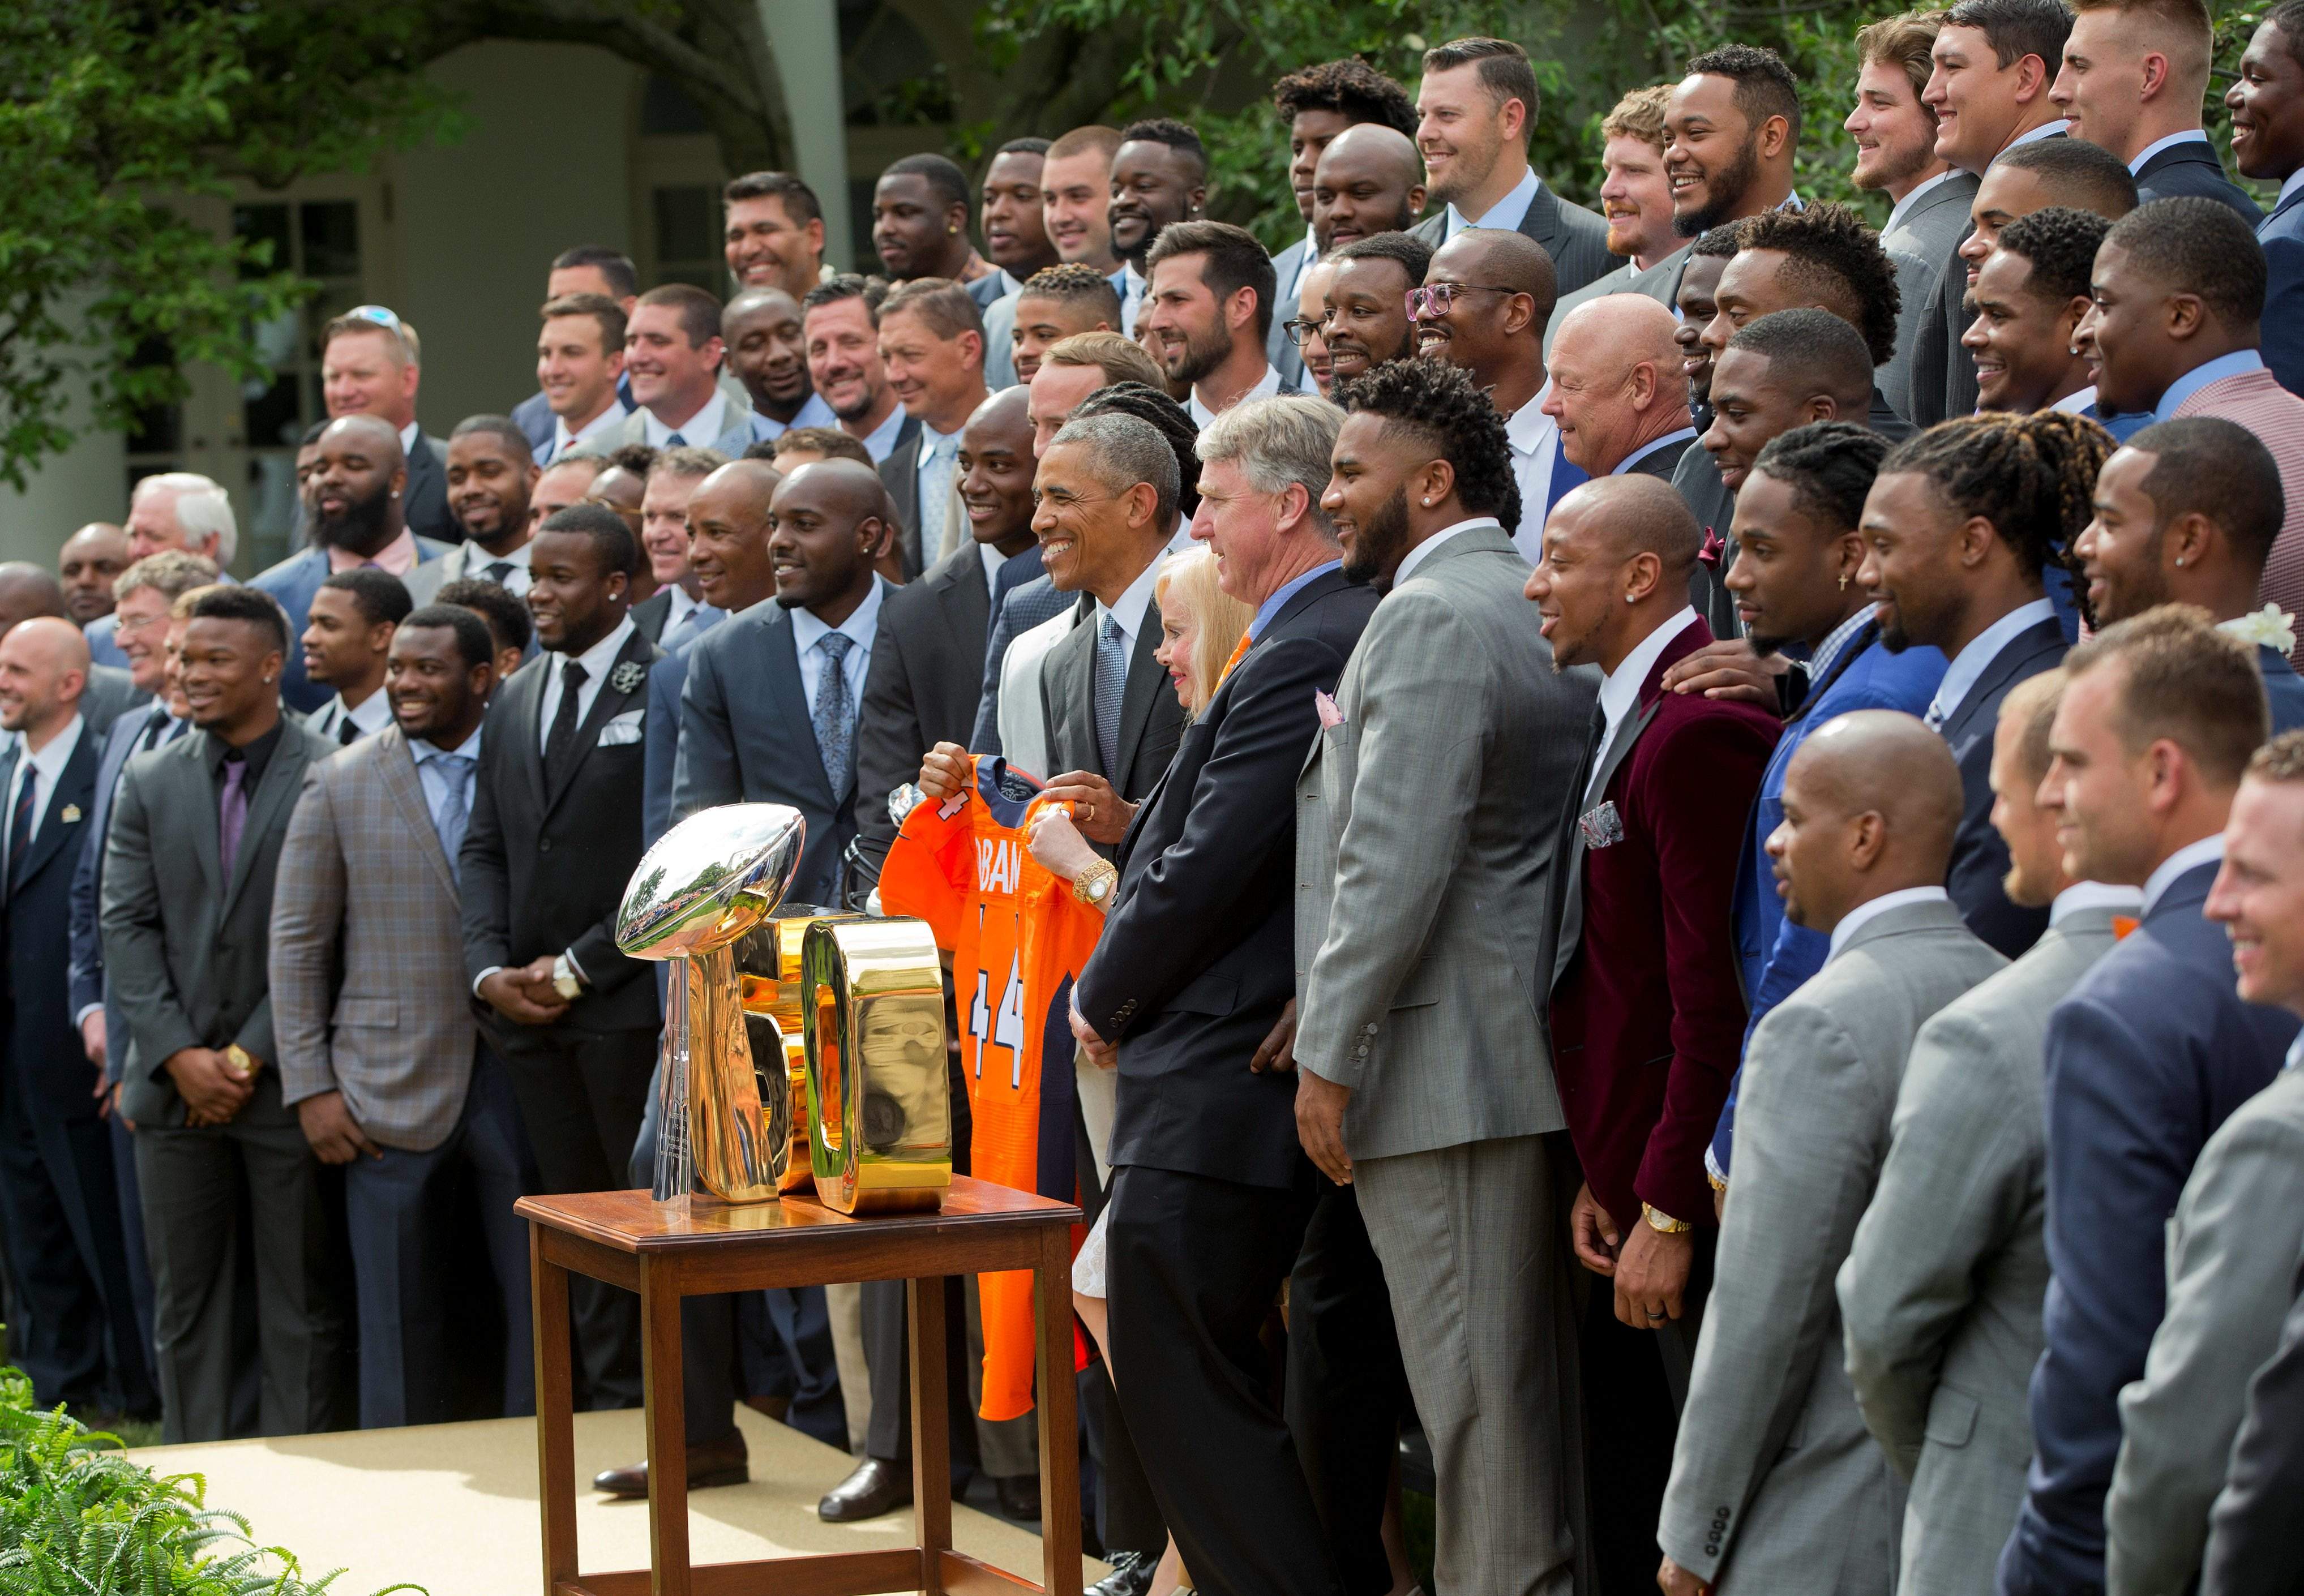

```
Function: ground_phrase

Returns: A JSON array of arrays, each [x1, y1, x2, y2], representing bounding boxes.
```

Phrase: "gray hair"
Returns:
[[1196, 393, 1346, 542], [113, 548, 222, 604], [132, 471, 238, 567], [652, 445, 730, 482], [1052, 412, 1180, 531]]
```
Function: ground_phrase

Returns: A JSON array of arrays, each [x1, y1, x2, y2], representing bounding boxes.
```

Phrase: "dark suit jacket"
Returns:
[[402, 430, 455, 544], [2202, 1264, 2304, 1596], [101, 718, 333, 1126], [1909, 221, 1984, 428], [1622, 431, 1695, 483], [671, 580, 898, 907], [2011, 861, 2298, 1595], [1037, 584, 1187, 806], [970, 569, 1073, 755], [1076, 568, 1377, 1190], [2262, 644, 2304, 735], [1542, 619, 1778, 1233], [631, 589, 672, 644], [853, 542, 993, 876], [1410, 174, 1615, 296], [460, 625, 661, 1033], [2261, 188, 2304, 402], [1941, 614, 2066, 958], [2135, 138, 2263, 226], [876, 423, 939, 578], [1, 728, 102, 1120], [1671, 444, 1740, 640]]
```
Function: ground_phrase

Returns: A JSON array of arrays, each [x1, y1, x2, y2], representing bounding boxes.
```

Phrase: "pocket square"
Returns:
[[1314, 689, 1344, 730], [597, 710, 644, 747], [1579, 799, 1624, 850]]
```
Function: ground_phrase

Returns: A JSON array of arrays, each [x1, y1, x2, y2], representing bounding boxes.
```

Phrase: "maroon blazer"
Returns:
[[1545, 618, 1779, 1233]]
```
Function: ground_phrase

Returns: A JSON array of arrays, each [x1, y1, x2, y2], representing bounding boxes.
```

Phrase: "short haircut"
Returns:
[[1855, 10, 1947, 114], [2104, 196, 2268, 329], [1684, 43, 1802, 140], [1146, 220, 1281, 345], [135, 472, 238, 568], [2275, 0, 2304, 71], [449, 413, 535, 464], [633, 282, 722, 347], [997, 136, 1052, 159], [537, 503, 640, 580], [546, 451, 613, 482], [1998, 135, 2142, 217], [1052, 411, 1183, 530], [2070, 0, 2212, 77], [112, 549, 220, 605], [2249, 724, 2304, 781], [877, 276, 987, 344], [1600, 84, 1674, 149], [723, 171, 821, 225], [1045, 126, 1123, 164], [651, 445, 729, 482], [1750, 420, 1891, 531], [320, 311, 413, 366], [318, 567, 413, 628], [1073, 381, 1204, 517], [1018, 263, 1124, 325], [1269, 59, 1419, 139], [539, 291, 627, 355], [770, 428, 873, 468], [881, 152, 971, 213], [170, 585, 225, 621], [1943, 0, 2079, 69], [186, 584, 289, 656], [1737, 201, 1903, 365], [2126, 416, 2288, 576], [2065, 604, 2268, 786], [550, 245, 638, 299], [1043, 331, 1168, 391], [1118, 118, 1207, 179], [1689, 221, 1748, 260], [435, 577, 531, 655], [802, 272, 889, 324], [1421, 37, 1542, 128], [608, 443, 659, 477], [1334, 357, 1520, 527], [1726, 308, 1877, 402], [399, 602, 496, 672], [1994, 207, 2114, 306], [1330, 229, 1437, 292], [1999, 666, 2066, 785], [1197, 393, 1348, 540]]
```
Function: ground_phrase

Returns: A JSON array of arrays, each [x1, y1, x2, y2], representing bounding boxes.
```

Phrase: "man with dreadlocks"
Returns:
[[1853, 410, 2114, 959]]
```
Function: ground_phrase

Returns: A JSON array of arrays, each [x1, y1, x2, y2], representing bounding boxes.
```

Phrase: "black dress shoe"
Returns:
[[818, 1455, 913, 1521], [992, 1472, 1042, 1520], [591, 1428, 750, 1498], [1086, 1548, 1159, 1596]]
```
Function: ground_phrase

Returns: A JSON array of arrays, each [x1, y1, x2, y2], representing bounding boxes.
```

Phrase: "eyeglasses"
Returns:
[[1282, 317, 1325, 346], [1404, 282, 1522, 319]]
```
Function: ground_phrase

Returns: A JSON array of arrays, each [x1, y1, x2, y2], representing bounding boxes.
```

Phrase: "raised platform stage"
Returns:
[[132, 1405, 1107, 1596]]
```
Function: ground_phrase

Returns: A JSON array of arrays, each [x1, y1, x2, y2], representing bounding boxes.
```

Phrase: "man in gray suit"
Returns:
[[1839, 671, 2135, 1596], [1659, 710, 2005, 1596], [100, 585, 347, 1442], [1294, 358, 1596, 1596], [2106, 728, 2304, 1595]]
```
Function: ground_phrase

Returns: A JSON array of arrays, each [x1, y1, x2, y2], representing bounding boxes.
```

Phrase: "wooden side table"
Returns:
[[519, 1178, 1085, 1596]]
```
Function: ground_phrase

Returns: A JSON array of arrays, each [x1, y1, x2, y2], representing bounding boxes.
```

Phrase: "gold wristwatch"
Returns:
[[1073, 859, 1118, 907], [224, 1043, 262, 1079], [1643, 1202, 1693, 1234]]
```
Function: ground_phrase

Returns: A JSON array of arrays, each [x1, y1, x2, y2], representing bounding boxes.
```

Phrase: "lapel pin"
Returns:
[[609, 660, 648, 695], [59, 804, 80, 823]]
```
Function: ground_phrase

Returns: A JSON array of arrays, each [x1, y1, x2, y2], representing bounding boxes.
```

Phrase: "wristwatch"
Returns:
[[551, 954, 584, 1002], [224, 1043, 262, 1079], [1073, 859, 1118, 908], [1643, 1202, 1693, 1234]]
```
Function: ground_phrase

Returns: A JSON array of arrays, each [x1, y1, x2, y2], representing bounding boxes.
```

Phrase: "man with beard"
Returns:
[[1644, 46, 1802, 311], [1310, 126, 1427, 259], [1108, 119, 1207, 335], [301, 569, 410, 746], [1853, 11, 1976, 398], [1141, 221, 1286, 427], [709, 289, 836, 454], [2230, 1, 2304, 400], [1544, 85, 1682, 353], [802, 276, 918, 466], [1321, 231, 1429, 390], [406, 416, 543, 606], [254, 413, 454, 713], [872, 154, 996, 299]]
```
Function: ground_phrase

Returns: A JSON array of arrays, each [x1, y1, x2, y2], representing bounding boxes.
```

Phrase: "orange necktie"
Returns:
[[1217, 628, 1252, 687], [2112, 915, 2140, 940]]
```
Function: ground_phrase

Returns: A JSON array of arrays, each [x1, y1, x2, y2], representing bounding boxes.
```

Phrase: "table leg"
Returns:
[[1035, 1229, 1084, 1596], [531, 1225, 577, 1596], [641, 1258, 691, 1596], [909, 1275, 953, 1592]]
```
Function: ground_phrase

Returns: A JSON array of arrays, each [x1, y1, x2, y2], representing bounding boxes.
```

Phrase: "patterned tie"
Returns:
[[7, 764, 37, 886], [919, 435, 958, 565], [432, 752, 474, 883], [545, 659, 587, 784], [1095, 613, 1128, 780], [814, 632, 855, 795], [1216, 628, 1252, 688], [219, 752, 250, 881], [1924, 699, 1947, 733], [485, 561, 514, 585]]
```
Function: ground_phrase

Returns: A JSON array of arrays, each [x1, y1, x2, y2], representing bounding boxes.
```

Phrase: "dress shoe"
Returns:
[[1086, 1548, 1159, 1596], [817, 1455, 913, 1521], [992, 1472, 1042, 1520], [590, 1428, 749, 1498]]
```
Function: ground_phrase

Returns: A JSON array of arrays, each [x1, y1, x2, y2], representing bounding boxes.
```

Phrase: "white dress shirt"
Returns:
[[2140, 834, 2225, 917], [789, 580, 885, 721], [856, 405, 908, 465], [1120, 263, 1147, 336], [1587, 608, 1698, 803], [1093, 549, 1167, 661], [1187, 362, 1284, 429], [1828, 885, 1951, 961], [1444, 165, 1542, 241], [549, 402, 626, 462], [397, 421, 422, 456], [2, 714, 84, 864], [1394, 517, 1496, 587], [536, 614, 637, 752], [640, 389, 731, 449], [2129, 128, 2209, 174], [1988, 119, 2071, 169], [2050, 879, 2142, 928], [1926, 597, 2058, 728], [2052, 385, 2102, 417], [1505, 386, 1564, 563], [309, 687, 393, 745]]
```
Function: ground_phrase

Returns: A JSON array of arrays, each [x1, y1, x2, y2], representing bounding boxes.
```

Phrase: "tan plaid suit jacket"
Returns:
[[269, 724, 477, 1151]]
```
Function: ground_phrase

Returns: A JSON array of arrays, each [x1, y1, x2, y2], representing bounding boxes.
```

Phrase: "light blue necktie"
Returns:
[[432, 753, 475, 882], [814, 633, 855, 795], [1095, 613, 1128, 780], [919, 434, 958, 564]]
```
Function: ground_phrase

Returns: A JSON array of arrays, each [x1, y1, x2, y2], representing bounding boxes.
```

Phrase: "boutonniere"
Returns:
[[609, 659, 649, 695], [1697, 527, 1726, 570], [2221, 604, 2297, 656]]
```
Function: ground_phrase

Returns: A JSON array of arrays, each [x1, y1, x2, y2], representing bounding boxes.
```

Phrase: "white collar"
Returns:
[[2130, 128, 2210, 174], [642, 388, 728, 447], [1595, 607, 1698, 757], [16, 714, 84, 786], [1989, 119, 2070, 168], [554, 401, 624, 452], [397, 421, 421, 455], [1929, 597, 2059, 725], [1448, 165, 1541, 238], [788, 579, 885, 660], [1829, 885, 1951, 960], [1884, 168, 1958, 239], [1506, 384, 1557, 455], [2050, 880, 2143, 928], [2141, 834, 2225, 917], [329, 687, 393, 735], [1093, 548, 1167, 646], [996, 267, 1025, 298], [2052, 384, 2100, 415], [1394, 517, 1498, 586], [664, 585, 703, 626], [979, 542, 1006, 594], [551, 612, 637, 682], [1188, 361, 1282, 428]]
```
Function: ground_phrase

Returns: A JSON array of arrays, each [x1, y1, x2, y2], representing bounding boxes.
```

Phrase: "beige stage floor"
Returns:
[[132, 1405, 1106, 1596]]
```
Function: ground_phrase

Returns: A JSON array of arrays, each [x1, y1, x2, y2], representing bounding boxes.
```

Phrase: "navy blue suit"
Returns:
[[2261, 186, 2304, 401], [2262, 644, 2304, 734], [1941, 616, 2067, 958], [2001, 860, 2298, 1596], [252, 543, 452, 714], [2134, 138, 2263, 226]]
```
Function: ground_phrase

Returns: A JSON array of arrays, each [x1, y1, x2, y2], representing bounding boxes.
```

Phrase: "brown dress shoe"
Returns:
[[591, 1428, 750, 1498], [817, 1455, 913, 1521]]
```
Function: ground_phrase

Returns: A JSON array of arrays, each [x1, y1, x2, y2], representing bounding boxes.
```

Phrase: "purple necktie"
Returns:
[[219, 753, 250, 880]]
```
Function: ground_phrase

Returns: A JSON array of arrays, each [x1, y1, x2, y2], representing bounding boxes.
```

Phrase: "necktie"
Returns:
[[1095, 613, 1128, 780], [545, 659, 588, 783], [485, 560, 514, 585], [672, 605, 703, 640], [139, 707, 170, 752], [219, 753, 250, 881], [431, 752, 475, 883], [665, 432, 687, 448], [337, 713, 359, 747], [8, 765, 37, 885], [813, 633, 855, 795], [919, 436, 957, 565], [1217, 628, 1252, 689]]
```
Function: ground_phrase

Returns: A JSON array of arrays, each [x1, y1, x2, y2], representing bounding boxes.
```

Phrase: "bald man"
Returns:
[[1528, 476, 1779, 1591], [1657, 710, 2005, 1596], [0, 564, 142, 736], [1543, 297, 1702, 479], [0, 616, 156, 1418], [59, 524, 130, 628], [1312, 123, 1427, 255], [713, 288, 838, 453]]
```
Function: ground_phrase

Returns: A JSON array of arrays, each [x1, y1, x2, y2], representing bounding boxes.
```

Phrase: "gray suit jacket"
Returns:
[[1540, 252, 1682, 356], [1410, 176, 1616, 298], [1266, 234, 1317, 389], [2107, 1063, 2304, 1596], [81, 664, 144, 738], [267, 724, 478, 1152], [610, 385, 755, 450], [1661, 897, 2006, 1590], [100, 717, 336, 1127], [403, 539, 521, 607], [1840, 904, 2120, 1596], [1294, 522, 1594, 1159]]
